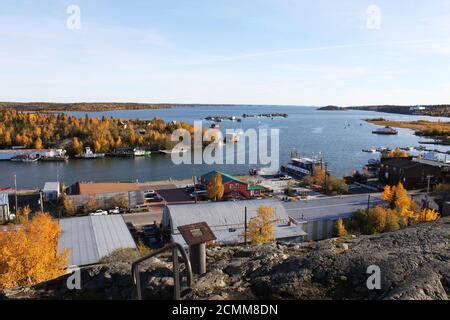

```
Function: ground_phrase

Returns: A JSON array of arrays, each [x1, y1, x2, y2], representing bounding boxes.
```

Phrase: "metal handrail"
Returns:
[[131, 242, 193, 300]]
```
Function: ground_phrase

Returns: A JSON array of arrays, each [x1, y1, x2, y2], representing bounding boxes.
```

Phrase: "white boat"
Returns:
[[75, 147, 105, 159], [362, 148, 377, 153], [280, 156, 322, 177], [372, 126, 398, 135], [11, 154, 39, 163], [133, 148, 146, 156]]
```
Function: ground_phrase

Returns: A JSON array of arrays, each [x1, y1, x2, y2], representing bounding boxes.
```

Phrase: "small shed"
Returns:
[[43, 182, 61, 202]]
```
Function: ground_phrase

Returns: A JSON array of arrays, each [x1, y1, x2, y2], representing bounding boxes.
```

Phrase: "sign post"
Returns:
[[178, 222, 216, 275]]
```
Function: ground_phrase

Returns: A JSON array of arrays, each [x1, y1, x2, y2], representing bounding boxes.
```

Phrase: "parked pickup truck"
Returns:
[[89, 209, 108, 216]]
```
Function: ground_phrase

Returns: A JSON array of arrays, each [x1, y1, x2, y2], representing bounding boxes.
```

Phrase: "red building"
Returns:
[[200, 171, 264, 199]]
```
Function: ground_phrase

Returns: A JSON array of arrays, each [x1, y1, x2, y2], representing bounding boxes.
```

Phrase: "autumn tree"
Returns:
[[72, 137, 83, 154], [16, 205, 31, 224], [206, 172, 225, 201], [85, 195, 99, 213], [34, 137, 43, 149], [247, 206, 276, 244], [414, 208, 439, 224], [386, 148, 409, 158], [0, 213, 69, 289], [333, 218, 348, 237], [62, 195, 77, 216]]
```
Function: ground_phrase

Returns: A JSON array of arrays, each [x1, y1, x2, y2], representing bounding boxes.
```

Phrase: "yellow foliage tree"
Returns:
[[0, 213, 69, 289], [247, 206, 276, 244], [85, 195, 98, 213], [206, 172, 225, 201], [414, 208, 439, 224], [387, 148, 409, 158], [72, 137, 83, 154], [334, 218, 348, 237], [16, 205, 31, 224], [62, 195, 77, 216], [34, 137, 43, 149]]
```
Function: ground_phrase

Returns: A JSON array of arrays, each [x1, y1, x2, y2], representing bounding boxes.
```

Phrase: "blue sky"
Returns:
[[1, 0, 450, 105]]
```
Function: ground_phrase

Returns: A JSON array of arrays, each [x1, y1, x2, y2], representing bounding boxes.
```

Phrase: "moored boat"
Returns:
[[372, 126, 398, 135], [133, 148, 147, 156], [75, 147, 105, 159], [40, 155, 69, 162], [280, 155, 323, 178], [11, 154, 39, 163]]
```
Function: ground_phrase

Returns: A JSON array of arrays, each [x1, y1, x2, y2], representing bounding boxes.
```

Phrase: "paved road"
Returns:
[[283, 193, 385, 221]]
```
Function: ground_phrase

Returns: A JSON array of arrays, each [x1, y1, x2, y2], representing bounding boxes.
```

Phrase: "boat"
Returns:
[[11, 154, 39, 163], [280, 155, 323, 178], [40, 155, 69, 162], [362, 148, 377, 153], [249, 167, 279, 176], [75, 147, 105, 159], [372, 126, 398, 135], [133, 148, 147, 156], [376, 146, 390, 153]]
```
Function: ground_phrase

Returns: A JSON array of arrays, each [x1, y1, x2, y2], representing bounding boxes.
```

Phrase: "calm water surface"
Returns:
[[0, 106, 448, 189]]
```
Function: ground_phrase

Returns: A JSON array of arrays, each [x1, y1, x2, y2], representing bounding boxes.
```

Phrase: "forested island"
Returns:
[[0, 102, 174, 112], [318, 105, 347, 111]]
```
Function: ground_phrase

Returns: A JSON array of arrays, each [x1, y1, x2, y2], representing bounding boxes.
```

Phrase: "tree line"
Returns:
[[0, 110, 194, 154]]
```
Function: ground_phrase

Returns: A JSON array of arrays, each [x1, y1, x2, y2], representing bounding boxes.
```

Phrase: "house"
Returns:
[[200, 171, 265, 199], [58, 215, 137, 267], [162, 200, 307, 247], [43, 182, 61, 202], [409, 106, 426, 112], [379, 158, 450, 189], [0, 192, 10, 221]]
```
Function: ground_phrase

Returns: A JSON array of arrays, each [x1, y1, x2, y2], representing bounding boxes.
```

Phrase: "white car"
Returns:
[[144, 190, 157, 196], [90, 209, 108, 216], [109, 207, 120, 214]]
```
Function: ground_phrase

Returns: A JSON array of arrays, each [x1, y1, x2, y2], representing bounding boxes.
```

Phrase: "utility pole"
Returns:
[[367, 194, 371, 212], [193, 176, 197, 204], [244, 206, 248, 245], [39, 191, 44, 213], [426, 175, 432, 195], [14, 175, 18, 213]]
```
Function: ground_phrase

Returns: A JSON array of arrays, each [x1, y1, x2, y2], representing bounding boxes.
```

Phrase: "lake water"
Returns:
[[0, 106, 448, 189]]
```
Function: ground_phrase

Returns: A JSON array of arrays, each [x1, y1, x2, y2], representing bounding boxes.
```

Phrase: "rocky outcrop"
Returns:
[[2, 218, 449, 300]]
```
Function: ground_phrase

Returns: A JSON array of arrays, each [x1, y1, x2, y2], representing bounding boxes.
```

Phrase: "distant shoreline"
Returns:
[[0, 102, 449, 117], [0, 102, 312, 112], [347, 105, 450, 117]]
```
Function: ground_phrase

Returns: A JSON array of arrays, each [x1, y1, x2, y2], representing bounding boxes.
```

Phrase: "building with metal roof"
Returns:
[[0, 192, 10, 221], [163, 199, 307, 246], [43, 182, 61, 202], [200, 171, 264, 199], [283, 194, 385, 241], [58, 215, 137, 267]]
